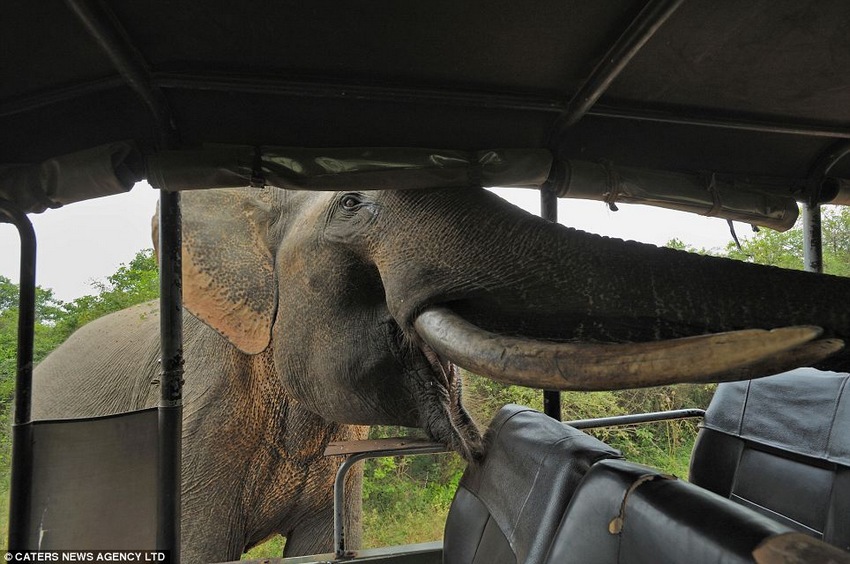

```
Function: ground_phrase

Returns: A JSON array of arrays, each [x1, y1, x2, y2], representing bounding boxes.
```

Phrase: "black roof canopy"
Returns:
[[3, 0, 850, 209]]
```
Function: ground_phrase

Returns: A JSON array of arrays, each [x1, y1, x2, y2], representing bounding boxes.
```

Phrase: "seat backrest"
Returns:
[[27, 408, 158, 549], [443, 404, 621, 564], [689, 368, 850, 550], [545, 458, 796, 564]]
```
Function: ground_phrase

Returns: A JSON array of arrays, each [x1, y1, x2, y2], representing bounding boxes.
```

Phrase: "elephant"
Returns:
[[32, 186, 850, 562]]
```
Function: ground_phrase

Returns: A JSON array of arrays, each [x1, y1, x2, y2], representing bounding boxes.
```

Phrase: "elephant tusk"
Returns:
[[412, 306, 844, 390], [714, 338, 845, 381]]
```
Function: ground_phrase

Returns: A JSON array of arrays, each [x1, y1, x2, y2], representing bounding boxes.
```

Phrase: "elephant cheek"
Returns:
[[272, 332, 421, 427]]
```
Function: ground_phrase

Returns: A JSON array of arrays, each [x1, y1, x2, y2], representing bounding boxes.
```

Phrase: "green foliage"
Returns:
[[57, 250, 159, 335], [0, 276, 71, 420], [362, 451, 462, 547], [667, 205, 850, 276], [242, 535, 285, 559], [664, 237, 690, 252], [723, 227, 804, 270], [599, 384, 713, 477]]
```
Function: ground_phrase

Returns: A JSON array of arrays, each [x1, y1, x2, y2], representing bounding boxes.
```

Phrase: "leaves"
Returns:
[[666, 205, 850, 276], [57, 249, 159, 334]]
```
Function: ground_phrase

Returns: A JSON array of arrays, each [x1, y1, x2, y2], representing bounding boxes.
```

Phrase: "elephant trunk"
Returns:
[[374, 189, 850, 389]]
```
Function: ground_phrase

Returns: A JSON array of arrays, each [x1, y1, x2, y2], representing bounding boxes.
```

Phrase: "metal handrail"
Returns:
[[565, 408, 706, 429], [0, 198, 36, 550], [157, 190, 184, 561], [326, 440, 449, 558], [325, 407, 705, 559]]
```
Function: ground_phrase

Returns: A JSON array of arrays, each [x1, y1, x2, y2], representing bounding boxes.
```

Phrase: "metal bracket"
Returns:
[[324, 438, 449, 559]]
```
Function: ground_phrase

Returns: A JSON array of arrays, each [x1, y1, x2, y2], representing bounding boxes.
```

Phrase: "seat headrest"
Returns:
[[703, 368, 850, 465], [447, 404, 621, 564]]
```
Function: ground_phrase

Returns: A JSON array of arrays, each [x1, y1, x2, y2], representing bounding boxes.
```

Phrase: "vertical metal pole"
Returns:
[[540, 188, 562, 421], [802, 203, 823, 274], [1, 200, 36, 550], [158, 190, 183, 561]]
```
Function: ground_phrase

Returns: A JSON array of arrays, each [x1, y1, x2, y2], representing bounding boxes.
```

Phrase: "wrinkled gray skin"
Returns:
[[33, 187, 850, 562]]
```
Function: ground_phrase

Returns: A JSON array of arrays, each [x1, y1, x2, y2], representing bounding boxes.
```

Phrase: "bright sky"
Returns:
[[0, 182, 748, 303]]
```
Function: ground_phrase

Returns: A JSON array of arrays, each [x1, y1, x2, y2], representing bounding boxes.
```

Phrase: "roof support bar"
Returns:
[[65, 0, 176, 147], [802, 204, 823, 274], [800, 140, 850, 274], [588, 104, 850, 140], [155, 72, 563, 115], [548, 0, 685, 146], [1, 199, 36, 550], [540, 187, 562, 421], [807, 140, 850, 203], [157, 191, 184, 562]]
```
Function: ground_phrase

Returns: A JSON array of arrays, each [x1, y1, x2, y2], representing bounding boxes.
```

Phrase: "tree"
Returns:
[[667, 205, 850, 276], [723, 227, 805, 270], [0, 276, 68, 391], [57, 249, 159, 335]]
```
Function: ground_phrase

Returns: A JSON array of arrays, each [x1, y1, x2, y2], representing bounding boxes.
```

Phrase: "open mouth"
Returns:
[[416, 341, 483, 461]]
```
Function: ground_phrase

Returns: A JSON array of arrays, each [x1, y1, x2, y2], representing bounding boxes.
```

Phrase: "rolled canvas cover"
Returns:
[[27, 408, 158, 549]]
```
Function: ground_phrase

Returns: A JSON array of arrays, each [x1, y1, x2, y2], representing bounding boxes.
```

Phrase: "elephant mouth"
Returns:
[[415, 341, 484, 461], [411, 305, 845, 391]]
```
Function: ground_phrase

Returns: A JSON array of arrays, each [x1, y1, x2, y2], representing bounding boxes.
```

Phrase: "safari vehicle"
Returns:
[[2, 1, 850, 563]]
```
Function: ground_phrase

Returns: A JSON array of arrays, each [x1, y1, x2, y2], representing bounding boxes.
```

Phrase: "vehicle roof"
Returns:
[[3, 0, 850, 210]]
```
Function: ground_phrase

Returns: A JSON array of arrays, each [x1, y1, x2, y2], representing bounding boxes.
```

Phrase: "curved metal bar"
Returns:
[[0, 198, 37, 550], [805, 139, 850, 205], [332, 445, 448, 558], [565, 408, 706, 430], [549, 0, 685, 144], [64, 0, 176, 147]]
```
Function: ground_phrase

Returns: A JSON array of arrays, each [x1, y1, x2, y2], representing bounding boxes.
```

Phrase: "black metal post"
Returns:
[[802, 203, 823, 274], [540, 188, 562, 421], [800, 140, 850, 275], [158, 191, 183, 561], [1, 199, 36, 550]]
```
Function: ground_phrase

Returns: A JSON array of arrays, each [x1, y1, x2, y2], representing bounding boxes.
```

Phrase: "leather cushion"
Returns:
[[691, 368, 850, 550], [443, 404, 621, 564], [545, 459, 794, 564]]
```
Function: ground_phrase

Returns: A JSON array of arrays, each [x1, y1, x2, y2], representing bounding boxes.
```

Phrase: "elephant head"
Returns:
[[174, 187, 849, 459]]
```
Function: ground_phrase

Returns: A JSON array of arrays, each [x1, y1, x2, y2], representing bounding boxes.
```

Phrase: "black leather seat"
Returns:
[[442, 404, 621, 564], [544, 458, 796, 564], [689, 368, 850, 551]]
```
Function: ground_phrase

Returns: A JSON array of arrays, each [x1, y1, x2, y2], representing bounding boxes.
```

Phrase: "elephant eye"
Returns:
[[340, 193, 363, 211]]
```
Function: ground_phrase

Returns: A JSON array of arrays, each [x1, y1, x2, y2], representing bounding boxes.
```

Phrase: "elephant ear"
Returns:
[[152, 188, 278, 355]]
